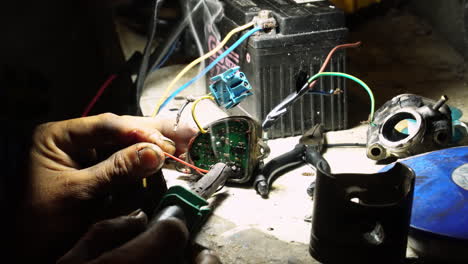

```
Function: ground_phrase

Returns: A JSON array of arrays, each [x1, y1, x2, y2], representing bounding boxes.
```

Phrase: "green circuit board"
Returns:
[[189, 118, 253, 179]]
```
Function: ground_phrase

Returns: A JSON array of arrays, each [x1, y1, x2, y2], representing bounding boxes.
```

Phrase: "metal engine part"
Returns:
[[367, 94, 452, 161]]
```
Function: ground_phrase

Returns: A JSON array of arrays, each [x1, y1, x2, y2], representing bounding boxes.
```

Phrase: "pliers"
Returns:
[[254, 124, 331, 198], [149, 163, 238, 235]]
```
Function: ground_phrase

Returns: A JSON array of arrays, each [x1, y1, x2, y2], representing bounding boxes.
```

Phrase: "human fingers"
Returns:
[[155, 118, 198, 155], [87, 218, 189, 264], [45, 113, 176, 157], [120, 115, 197, 155], [77, 143, 165, 193], [57, 210, 148, 264]]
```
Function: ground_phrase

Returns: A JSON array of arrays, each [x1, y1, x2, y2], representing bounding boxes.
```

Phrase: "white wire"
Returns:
[[185, 0, 224, 92], [237, 105, 253, 119]]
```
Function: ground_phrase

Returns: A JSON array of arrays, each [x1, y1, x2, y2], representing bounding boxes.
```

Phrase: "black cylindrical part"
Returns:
[[309, 162, 415, 264]]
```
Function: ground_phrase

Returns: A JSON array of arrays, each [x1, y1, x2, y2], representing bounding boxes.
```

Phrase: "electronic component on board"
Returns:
[[186, 116, 269, 184]]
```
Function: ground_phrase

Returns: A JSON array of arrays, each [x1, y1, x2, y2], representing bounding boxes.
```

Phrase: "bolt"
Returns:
[[256, 181, 269, 196], [433, 95, 449, 111]]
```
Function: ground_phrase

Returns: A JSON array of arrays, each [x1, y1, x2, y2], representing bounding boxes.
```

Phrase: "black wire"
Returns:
[[135, 0, 164, 115]]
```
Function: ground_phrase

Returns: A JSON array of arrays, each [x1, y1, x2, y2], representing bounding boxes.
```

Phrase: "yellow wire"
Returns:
[[151, 22, 255, 117], [192, 95, 215, 134]]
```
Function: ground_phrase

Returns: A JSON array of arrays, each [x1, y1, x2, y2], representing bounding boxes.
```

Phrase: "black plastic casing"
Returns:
[[310, 163, 415, 264], [205, 0, 348, 138]]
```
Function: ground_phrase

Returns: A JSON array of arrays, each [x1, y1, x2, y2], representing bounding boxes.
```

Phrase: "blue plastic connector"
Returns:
[[209, 67, 253, 109]]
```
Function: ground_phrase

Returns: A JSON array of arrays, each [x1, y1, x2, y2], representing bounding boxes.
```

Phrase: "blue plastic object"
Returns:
[[209, 66, 252, 109], [380, 146, 468, 240], [450, 106, 467, 143]]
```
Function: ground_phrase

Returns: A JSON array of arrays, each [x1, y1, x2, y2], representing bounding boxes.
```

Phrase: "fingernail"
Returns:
[[135, 210, 146, 219], [138, 147, 164, 171], [128, 208, 142, 217], [128, 209, 147, 222], [161, 136, 175, 147]]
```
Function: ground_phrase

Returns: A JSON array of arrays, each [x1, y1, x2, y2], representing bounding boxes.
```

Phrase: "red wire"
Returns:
[[81, 74, 118, 117], [163, 152, 209, 174], [308, 41, 362, 89]]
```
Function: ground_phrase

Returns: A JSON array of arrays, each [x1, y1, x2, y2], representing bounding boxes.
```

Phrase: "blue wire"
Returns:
[[150, 40, 179, 72], [308, 89, 336, 96], [158, 27, 262, 113]]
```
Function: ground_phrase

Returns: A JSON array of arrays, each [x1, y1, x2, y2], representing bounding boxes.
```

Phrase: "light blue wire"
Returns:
[[158, 27, 262, 113]]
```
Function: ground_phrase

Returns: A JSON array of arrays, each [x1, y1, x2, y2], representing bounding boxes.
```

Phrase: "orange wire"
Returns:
[[163, 152, 209, 174]]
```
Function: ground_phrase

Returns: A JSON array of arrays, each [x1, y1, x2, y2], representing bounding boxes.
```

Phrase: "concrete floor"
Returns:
[[121, 7, 467, 264]]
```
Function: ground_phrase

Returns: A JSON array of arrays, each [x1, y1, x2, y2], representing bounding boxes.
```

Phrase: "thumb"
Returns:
[[83, 142, 165, 189]]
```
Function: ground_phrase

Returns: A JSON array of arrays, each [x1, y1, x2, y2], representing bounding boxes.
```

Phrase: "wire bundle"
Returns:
[[152, 22, 260, 116]]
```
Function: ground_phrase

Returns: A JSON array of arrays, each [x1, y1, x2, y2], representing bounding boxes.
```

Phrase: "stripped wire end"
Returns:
[[361, 120, 377, 127], [309, 88, 342, 96], [173, 96, 195, 132], [333, 88, 344, 95], [308, 72, 375, 124]]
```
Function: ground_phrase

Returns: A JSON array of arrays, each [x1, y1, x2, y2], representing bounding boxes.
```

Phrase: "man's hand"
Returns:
[[57, 210, 189, 264], [57, 210, 222, 264], [16, 113, 196, 262]]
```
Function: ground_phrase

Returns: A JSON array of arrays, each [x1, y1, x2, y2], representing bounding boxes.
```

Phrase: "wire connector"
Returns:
[[253, 10, 277, 30], [209, 67, 253, 109]]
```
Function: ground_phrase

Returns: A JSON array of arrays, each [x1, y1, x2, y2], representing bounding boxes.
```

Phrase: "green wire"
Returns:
[[308, 72, 376, 126]]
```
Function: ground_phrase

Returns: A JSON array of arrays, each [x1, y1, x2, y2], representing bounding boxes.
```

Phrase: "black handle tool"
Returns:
[[254, 124, 330, 198]]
